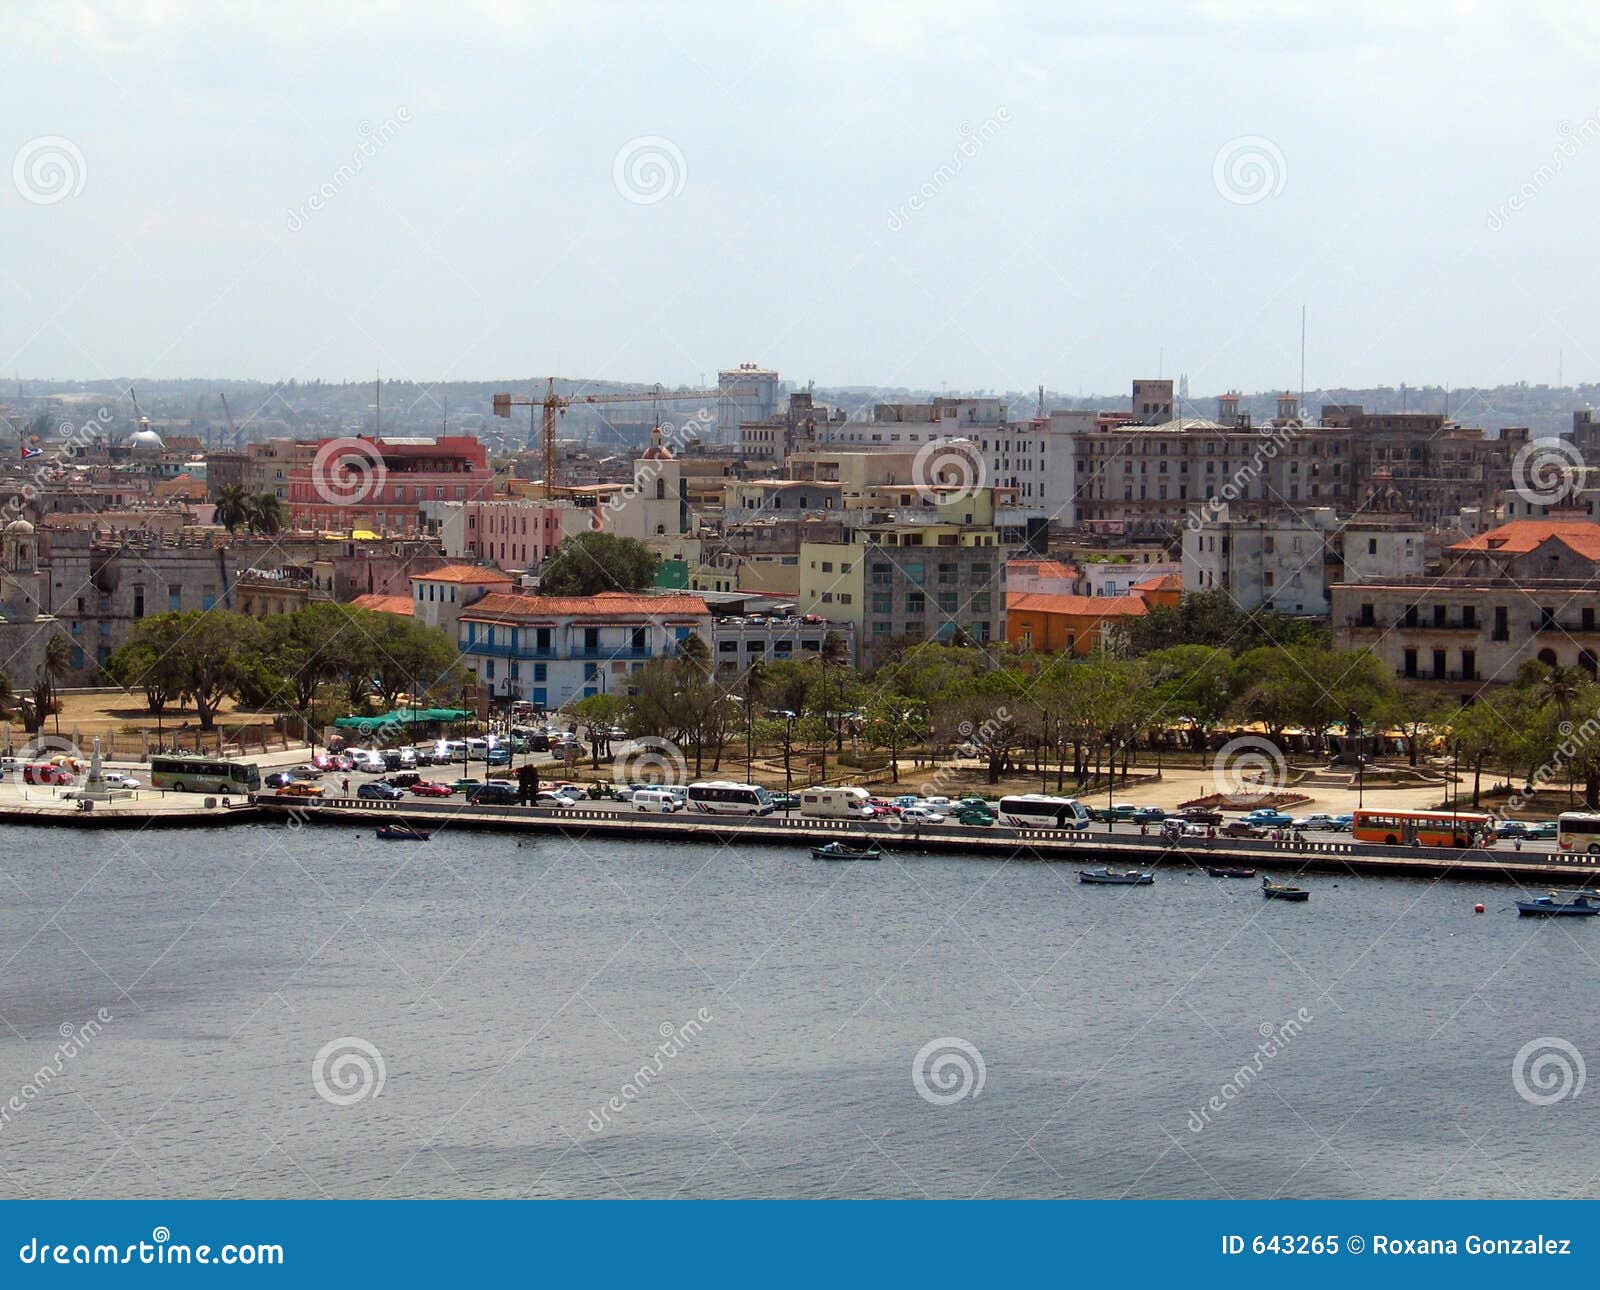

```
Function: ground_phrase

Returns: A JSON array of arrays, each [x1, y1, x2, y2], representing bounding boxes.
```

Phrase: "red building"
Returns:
[[287, 436, 492, 534]]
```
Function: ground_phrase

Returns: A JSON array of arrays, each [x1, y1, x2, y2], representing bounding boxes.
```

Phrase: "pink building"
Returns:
[[288, 436, 492, 534]]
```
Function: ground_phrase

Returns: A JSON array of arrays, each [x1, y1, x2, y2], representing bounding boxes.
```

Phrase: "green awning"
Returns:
[[333, 707, 469, 730]]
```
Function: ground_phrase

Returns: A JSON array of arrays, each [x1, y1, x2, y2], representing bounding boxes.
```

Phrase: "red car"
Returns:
[[408, 780, 453, 797], [23, 762, 73, 786]]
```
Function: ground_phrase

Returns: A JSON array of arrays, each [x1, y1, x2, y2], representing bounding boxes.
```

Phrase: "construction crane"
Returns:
[[492, 379, 739, 500], [219, 392, 243, 449]]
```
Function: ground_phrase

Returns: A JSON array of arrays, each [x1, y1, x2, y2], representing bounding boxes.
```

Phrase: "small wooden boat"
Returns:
[[1517, 892, 1600, 917], [811, 842, 882, 861], [1262, 877, 1309, 902], [1206, 866, 1257, 879], [1078, 867, 1154, 885], [377, 823, 431, 841]]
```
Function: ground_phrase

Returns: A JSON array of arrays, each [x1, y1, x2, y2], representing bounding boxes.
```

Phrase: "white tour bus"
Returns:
[[799, 786, 875, 819], [1557, 811, 1600, 855], [996, 794, 1092, 830], [686, 781, 775, 816]]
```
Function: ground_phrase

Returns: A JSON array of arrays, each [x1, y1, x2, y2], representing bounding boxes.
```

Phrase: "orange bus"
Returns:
[[1352, 808, 1492, 848]]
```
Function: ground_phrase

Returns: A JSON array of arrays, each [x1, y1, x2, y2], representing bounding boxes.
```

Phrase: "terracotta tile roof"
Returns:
[[1133, 573, 1183, 592], [1448, 520, 1600, 560], [1006, 591, 1148, 617], [411, 564, 516, 584], [1007, 557, 1080, 579], [461, 590, 712, 621], [350, 593, 414, 616]]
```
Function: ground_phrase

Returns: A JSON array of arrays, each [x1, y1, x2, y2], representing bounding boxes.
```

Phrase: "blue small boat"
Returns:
[[1262, 877, 1309, 902], [1079, 867, 1154, 885], [377, 824, 431, 841], [1517, 892, 1600, 917], [811, 842, 881, 861]]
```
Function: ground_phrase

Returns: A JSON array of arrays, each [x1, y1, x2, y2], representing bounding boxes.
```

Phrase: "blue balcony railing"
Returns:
[[460, 641, 556, 659]]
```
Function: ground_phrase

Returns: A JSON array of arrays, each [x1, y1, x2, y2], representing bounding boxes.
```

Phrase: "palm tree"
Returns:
[[214, 484, 250, 534], [247, 493, 286, 536], [41, 633, 71, 736]]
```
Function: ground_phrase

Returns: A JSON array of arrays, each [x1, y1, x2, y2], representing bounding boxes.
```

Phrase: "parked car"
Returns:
[[552, 784, 589, 800], [1222, 820, 1266, 839], [470, 782, 520, 806], [955, 806, 995, 826], [264, 771, 297, 789], [1179, 807, 1224, 826], [1292, 814, 1339, 831], [1495, 819, 1529, 838], [387, 771, 422, 788], [408, 780, 453, 797], [898, 805, 947, 825], [103, 772, 142, 789], [23, 762, 74, 786], [486, 747, 511, 766], [277, 782, 325, 798], [1525, 820, 1558, 840], [310, 754, 338, 772], [357, 781, 405, 801], [1329, 814, 1354, 832], [449, 778, 483, 795], [768, 793, 800, 811], [289, 763, 324, 779], [1131, 807, 1167, 824], [1242, 809, 1294, 828], [954, 797, 991, 813]]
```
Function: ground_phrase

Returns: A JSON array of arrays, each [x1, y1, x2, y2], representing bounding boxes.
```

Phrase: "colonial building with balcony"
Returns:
[[456, 591, 713, 710], [1332, 520, 1600, 688], [286, 436, 492, 534]]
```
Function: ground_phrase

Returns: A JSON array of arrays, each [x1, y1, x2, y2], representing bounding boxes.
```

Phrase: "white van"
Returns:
[[632, 787, 683, 813], [800, 786, 875, 820]]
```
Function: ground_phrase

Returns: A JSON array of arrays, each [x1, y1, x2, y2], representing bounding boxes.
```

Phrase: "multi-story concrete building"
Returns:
[[430, 496, 595, 570], [456, 591, 713, 709], [717, 363, 781, 446], [1183, 505, 1427, 615], [797, 496, 1012, 660], [739, 392, 845, 463], [287, 436, 492, 534], [710, 611, 855, 677]]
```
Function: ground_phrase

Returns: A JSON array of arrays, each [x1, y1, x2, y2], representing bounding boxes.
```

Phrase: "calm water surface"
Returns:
[[0, 822, 1593, 1199]]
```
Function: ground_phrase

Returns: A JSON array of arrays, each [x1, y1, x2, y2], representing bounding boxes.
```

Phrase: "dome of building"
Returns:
[[3, 519, 34, 535], [127, 427, 165, 451]]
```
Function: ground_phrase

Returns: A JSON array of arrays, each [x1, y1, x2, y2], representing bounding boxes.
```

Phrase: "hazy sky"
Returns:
[[3, 2, 1598, 397]]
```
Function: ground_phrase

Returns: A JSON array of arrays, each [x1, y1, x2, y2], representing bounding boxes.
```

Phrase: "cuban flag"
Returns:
[[20, 444, 42, 460]]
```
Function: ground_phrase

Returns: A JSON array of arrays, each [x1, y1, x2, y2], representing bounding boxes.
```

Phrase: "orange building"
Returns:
[[1005, 574, 1180, 656]]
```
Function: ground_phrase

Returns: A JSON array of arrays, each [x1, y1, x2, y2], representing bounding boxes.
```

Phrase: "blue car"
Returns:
[[1243, 809, 1294, 828], [486, 747, 511, 766]]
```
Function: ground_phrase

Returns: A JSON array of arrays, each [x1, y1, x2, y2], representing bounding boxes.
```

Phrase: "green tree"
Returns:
[[537, 532, 659, 596], [214, 484, 251, 535], [247, 493, 286, 535]]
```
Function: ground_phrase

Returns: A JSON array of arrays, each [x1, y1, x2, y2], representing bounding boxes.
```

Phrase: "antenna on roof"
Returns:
[[1299, 304, 1306, 418]]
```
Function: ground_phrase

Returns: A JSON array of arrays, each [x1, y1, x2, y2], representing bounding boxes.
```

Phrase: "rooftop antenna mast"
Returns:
[[374, 370, 380, 437], [1299, 304, 1306, 418]]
